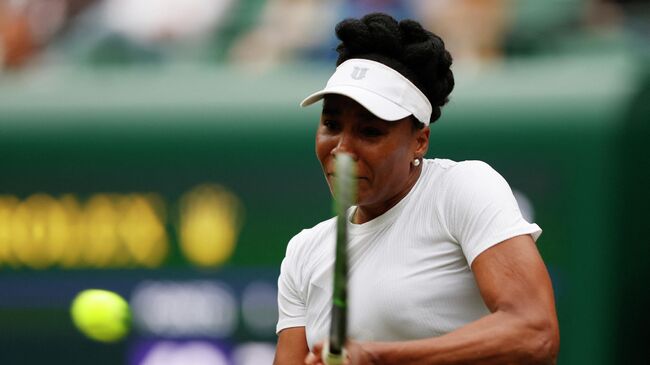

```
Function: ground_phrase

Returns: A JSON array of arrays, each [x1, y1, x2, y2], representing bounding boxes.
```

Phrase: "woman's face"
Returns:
[[315, 95, 429, 218]]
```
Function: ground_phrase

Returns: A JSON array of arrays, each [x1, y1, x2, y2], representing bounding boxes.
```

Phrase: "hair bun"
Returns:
[[334, 13, 455, 124], [335, 13, 402, 60]]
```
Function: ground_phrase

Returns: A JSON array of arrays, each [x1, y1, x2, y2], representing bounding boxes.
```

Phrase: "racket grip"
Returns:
[[322, 341, 347, 365]]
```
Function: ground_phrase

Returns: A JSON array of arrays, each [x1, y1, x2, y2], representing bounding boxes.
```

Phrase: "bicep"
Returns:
[[471, 235, 557, 323], [274, 327, 310, 365]]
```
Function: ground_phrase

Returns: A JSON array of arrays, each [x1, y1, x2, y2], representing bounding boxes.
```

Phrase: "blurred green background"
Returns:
[[1, 0, 648, 364]]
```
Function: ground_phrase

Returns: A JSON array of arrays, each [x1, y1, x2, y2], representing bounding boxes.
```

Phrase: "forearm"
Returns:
[[367, 310, 558, 365], [275, 327, 310, 365]]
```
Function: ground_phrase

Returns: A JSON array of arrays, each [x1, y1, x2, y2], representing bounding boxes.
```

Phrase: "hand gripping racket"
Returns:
[[323, 153, 357, 365]]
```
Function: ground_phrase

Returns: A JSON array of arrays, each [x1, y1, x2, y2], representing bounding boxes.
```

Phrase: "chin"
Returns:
[[355, 191, 370, 207]]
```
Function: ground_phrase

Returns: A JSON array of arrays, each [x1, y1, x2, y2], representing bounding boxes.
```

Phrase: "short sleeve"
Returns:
[[276, 235, 307, 333], [445, 161, 542, 266]]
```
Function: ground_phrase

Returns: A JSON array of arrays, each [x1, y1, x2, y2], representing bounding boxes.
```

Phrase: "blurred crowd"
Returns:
[[0, 0, 647, 72]]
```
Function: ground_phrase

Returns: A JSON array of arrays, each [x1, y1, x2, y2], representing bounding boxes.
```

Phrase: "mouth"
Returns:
[[327, 173, 367, 181]]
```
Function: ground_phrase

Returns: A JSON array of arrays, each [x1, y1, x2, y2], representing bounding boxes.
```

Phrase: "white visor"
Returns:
[[300, 58, 432, 125]]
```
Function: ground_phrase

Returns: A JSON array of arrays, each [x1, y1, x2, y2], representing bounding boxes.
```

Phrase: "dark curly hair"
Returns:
[[334, 13, 454, 126]]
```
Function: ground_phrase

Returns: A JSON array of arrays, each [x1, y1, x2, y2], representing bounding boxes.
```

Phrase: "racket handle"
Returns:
[[322, 341, 347, 365]]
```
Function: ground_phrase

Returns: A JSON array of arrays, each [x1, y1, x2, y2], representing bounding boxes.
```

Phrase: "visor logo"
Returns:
[[351, 67, 368, 80]]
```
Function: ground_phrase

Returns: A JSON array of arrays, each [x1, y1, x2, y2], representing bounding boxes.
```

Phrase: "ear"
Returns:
[[413, 126, 430, 158]]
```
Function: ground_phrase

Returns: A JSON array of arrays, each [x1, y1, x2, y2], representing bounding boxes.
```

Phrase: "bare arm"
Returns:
[[274, 326, 310, 365], [307, 235, 559, 364]]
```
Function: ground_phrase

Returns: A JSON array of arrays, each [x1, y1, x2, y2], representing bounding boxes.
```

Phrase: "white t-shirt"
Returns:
[[276, 159, 542, 350]]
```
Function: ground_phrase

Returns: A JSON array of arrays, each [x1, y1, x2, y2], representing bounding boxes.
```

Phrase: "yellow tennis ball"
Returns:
[[70, 289, 131, 343]]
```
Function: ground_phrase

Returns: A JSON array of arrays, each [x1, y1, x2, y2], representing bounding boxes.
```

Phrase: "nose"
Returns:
[[331, 132, 357, 160]]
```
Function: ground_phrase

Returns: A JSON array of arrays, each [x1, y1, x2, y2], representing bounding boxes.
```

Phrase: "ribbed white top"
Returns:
[[277, 159, 541, 350]]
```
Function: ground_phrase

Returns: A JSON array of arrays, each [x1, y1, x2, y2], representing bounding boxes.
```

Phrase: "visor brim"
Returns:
[[300, 86, 412, 122]]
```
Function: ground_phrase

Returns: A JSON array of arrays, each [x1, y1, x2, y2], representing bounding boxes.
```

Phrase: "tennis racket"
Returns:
[[323, 153, 357, 365]]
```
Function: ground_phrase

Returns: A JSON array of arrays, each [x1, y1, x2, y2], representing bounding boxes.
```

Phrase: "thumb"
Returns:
[[305, 341, 325, 365], [305, 352, 320, 365]]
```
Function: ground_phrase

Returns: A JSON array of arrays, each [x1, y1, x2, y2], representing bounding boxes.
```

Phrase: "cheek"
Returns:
[[369, 144, 411, 184], [315, 132, 334, 167]]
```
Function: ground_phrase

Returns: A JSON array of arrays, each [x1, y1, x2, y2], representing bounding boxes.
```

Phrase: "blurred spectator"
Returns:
[[501, 0, 645, 59], [584, 0, 626, 29], [229, 0, 520, 71], [605, 0, 650, 41], [0, 0, 97, 70], [0, 0, 34, 69], [414, 0, 511, 66], [58, 0, 237, 66], [229, 0, 416, 72], [229, 0, 339, 71], [1, 0, 237, 69], [4, 0, 646, 71], [102, 0, 235, 47]]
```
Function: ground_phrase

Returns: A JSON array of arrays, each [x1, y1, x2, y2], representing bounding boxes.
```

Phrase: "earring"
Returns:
[[412, 158, 421, 167]]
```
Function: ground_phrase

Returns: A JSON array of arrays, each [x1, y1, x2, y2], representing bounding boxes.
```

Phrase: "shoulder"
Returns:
[[285, 217, 337, 259], [422, 158, 497, 177], [281, 217, 337, 289], [432, 159, 521, 227], [420, 159, 504, 192], [449, 160, 510, 194], [420, 159, 516, 217], [424, 159, 507, 191], [450, 160, 502, 178], [430, 159, 500, 178]]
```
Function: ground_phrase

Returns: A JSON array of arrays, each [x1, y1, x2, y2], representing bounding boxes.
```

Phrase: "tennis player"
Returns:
[[274, 13, 559, 365]]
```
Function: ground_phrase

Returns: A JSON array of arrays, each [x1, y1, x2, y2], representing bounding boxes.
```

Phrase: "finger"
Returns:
[[305, 352, 320, 365]]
